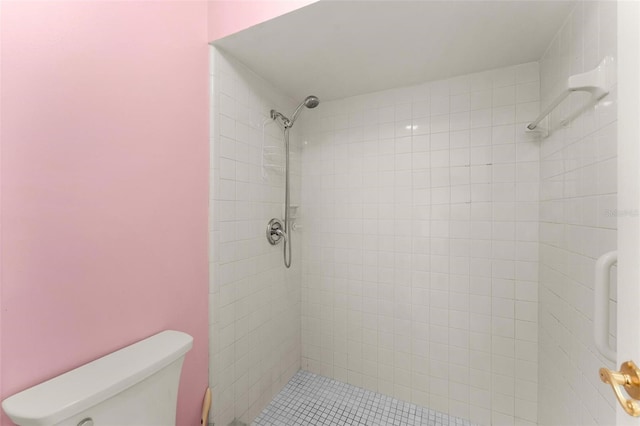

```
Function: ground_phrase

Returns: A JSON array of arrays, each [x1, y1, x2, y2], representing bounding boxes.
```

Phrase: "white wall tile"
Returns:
[[538, 3, 617, 425], [301, 61, 539, 424], [210, 46, 301, 426]]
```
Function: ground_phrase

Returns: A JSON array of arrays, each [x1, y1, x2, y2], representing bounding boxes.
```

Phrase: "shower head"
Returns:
[[304, 95, 320, 109], [288, 95, 320, 127]]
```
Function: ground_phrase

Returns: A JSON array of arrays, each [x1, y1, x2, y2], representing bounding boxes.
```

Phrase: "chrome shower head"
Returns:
[[288, 95, 320, 127], [304, 95, 320, 109]]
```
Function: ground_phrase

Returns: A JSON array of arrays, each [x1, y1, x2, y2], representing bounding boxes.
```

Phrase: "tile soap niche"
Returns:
[[288, 205, 302, 231]]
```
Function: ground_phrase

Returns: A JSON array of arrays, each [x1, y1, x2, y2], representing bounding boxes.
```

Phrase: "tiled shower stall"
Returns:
[[209, 1, 618, 425]]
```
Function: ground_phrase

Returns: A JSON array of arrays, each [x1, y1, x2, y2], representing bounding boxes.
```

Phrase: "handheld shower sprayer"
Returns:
[[266, 95, 320, 268]]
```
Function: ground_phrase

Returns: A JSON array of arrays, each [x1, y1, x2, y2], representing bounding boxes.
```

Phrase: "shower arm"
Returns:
[[270, 110, 292, 128], [271, 97, 311, 129]]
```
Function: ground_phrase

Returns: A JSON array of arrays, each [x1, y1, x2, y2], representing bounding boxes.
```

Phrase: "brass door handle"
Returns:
[[600, 360, 640, 416]]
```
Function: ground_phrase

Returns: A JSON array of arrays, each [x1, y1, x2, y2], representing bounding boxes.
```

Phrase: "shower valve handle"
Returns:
[[275, 229, 288, 242], [266, 218, 287, 245]]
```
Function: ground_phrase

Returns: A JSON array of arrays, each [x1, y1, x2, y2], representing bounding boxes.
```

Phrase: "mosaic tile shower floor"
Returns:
[[252, 370, 476, 426]]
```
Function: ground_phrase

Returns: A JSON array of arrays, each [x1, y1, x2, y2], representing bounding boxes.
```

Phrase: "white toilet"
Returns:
[[2, 330, 193, 426]]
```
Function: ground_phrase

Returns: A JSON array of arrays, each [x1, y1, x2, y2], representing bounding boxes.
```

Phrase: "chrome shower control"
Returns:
[[266, 218, 286, 245]]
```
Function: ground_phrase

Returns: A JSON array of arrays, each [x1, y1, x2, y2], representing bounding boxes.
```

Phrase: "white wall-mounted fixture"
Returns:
[[595, 250, 618, 363], [526, 56, 613, 136]]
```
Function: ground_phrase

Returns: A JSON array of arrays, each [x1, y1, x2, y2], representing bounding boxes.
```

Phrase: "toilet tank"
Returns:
[[2, 330, 193, 426]]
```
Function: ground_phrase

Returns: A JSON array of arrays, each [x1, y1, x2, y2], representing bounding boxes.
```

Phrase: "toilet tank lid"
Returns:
[[2, 330, 193, 426]]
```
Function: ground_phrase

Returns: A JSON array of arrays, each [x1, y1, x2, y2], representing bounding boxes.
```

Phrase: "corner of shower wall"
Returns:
[[537, 1, 618, 425], [208, 44, 303, 426]]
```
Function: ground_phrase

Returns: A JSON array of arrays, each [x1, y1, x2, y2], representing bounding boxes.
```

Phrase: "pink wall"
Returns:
[[0, 2, 209, 425], [208, 0, 317, 40]]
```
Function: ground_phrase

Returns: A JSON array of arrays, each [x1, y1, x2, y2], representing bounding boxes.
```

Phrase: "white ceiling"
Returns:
[[213, 0, 576, 102]]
